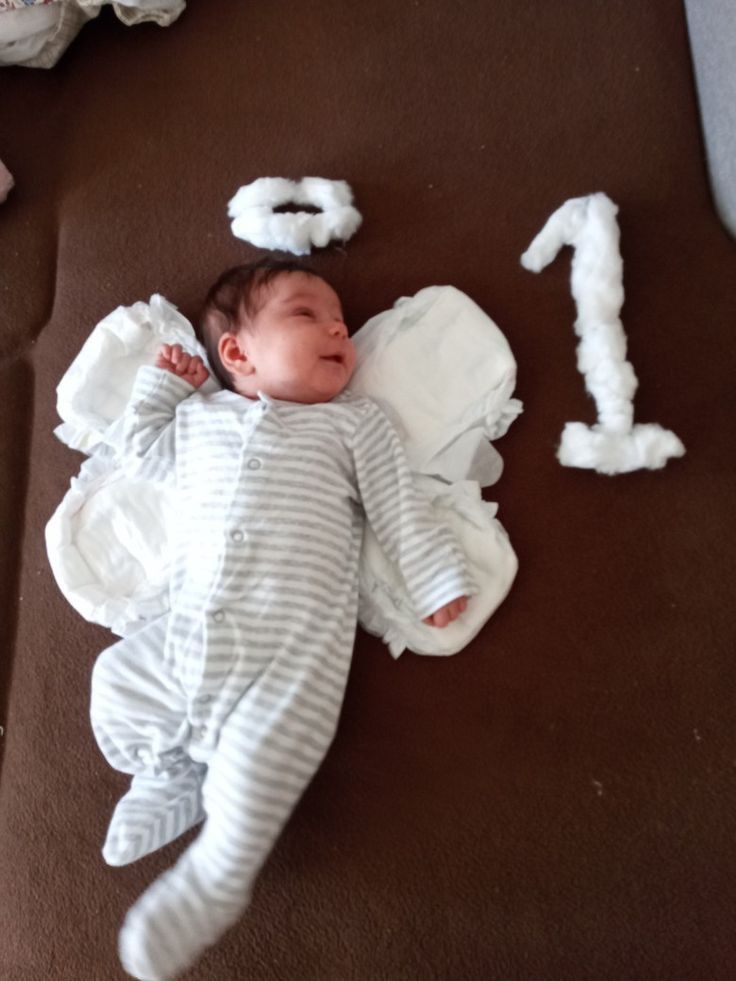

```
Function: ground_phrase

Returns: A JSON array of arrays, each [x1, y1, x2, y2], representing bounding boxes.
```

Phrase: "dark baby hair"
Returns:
[[199, 257, 318, 391]]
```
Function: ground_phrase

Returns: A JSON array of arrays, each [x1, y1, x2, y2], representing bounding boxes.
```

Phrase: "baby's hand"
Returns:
[[156, 344, 209, 388], [423, 596, 468, 628]]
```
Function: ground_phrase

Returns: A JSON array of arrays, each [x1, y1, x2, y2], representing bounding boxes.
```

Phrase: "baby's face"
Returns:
[[236, 272, 356, 403]]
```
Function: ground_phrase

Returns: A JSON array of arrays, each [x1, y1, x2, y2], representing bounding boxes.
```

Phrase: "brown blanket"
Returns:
[[1, 2, 735, 978]]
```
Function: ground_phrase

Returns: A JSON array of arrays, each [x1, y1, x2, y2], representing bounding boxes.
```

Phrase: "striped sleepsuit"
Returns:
[[90, 366, 476, 980]]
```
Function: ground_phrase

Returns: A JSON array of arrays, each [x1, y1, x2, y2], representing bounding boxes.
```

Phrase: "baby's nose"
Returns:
[[328, 319, 348, 338]]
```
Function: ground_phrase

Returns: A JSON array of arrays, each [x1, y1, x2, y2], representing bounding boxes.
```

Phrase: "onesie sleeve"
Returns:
[[112, 364, 195, 486], [352, 401, 478, 621]]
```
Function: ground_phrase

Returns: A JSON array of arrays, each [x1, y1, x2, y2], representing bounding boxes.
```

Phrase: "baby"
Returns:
[[90, 258, 476, 980]]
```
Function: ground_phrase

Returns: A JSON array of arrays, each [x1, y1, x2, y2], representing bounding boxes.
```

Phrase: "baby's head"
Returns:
[[200, 258, 356, 404]]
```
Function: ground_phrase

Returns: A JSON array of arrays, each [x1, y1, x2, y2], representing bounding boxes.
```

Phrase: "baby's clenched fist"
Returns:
[[156, 344, 210, 388]]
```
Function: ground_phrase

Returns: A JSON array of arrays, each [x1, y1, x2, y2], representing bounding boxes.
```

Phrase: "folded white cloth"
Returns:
[[47, 287, 521, 657], [45, 450, 176, 633], [350, 285, 522, 486]]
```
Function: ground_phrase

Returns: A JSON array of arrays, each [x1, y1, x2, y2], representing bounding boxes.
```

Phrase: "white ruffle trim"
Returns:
[[521, 192, 685, 475], [228, 177, 362, 255]]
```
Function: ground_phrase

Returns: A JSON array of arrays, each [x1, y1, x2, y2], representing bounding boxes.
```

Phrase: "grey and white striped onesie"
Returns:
[[90, 365, 476, 980]]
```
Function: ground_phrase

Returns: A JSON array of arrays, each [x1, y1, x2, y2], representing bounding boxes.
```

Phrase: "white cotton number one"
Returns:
[[521, 192, 685, 474]]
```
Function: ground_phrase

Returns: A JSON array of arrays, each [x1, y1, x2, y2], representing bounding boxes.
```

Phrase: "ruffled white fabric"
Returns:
[[228, 177, 362, 255], [54, 293, 218, 454], [47, 288, 520, 656], [521, 192, 685, 474], [359, 478, 517, 658]]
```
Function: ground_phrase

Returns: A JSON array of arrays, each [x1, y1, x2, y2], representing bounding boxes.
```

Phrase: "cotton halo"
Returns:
[[228, 177, 362, 255]]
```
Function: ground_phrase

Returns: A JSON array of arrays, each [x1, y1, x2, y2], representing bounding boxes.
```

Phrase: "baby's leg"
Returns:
[[118, 665, 345, 980], [91, 616, 206, 866]]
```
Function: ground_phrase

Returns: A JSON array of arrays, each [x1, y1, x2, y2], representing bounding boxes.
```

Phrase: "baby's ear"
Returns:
[[219, 332, 255, 375]]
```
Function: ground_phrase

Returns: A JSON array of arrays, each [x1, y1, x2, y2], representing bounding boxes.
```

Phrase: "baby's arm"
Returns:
[[352, 402, 477, 627], [114, 345, 208, 485]]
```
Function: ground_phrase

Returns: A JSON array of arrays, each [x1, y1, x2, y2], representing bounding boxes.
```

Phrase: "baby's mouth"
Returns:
[[321, 354, 344, 365]]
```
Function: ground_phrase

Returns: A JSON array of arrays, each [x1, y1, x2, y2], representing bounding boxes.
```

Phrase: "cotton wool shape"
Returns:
[[228, 177, 363, 255], [521, 193, 685, 475]]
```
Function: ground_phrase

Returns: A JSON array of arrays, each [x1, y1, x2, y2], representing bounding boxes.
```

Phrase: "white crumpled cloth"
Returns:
[[47, 286, 521, 657], [0, 0, 184, 69], [0, 158, 13, 202]]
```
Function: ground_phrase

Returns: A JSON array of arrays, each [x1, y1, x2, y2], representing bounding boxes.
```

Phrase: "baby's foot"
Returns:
[[103, 762, 206, 866], [118, 851, 247, 980]]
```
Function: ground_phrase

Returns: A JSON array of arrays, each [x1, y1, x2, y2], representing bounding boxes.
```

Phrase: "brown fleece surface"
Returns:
[[1, 2, 735, 979]]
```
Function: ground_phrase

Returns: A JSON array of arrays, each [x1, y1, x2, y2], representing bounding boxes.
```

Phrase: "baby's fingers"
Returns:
[[165, 344, 185, 367], [155, 354, 177, 373], [190, 357, 210, 388], [447, 596, 467, 621], [422, 595, 468, 628], [432, 608, 451, 628], [155, 343, 173, 366]]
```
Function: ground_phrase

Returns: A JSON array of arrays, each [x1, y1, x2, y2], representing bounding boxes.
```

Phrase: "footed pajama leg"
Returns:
[[91, 615, 206, 866], [118, 661, 345, 980]]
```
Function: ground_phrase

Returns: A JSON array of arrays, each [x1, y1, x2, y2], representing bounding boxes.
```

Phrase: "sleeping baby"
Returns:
[[90, 257, 477, 980]]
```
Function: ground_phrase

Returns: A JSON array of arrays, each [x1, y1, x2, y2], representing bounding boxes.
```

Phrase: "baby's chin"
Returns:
[[257, 381, 348, 405], [245, 363, 355, 404], [297, 379, 352, 404], [300, 365, 355, 403]]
